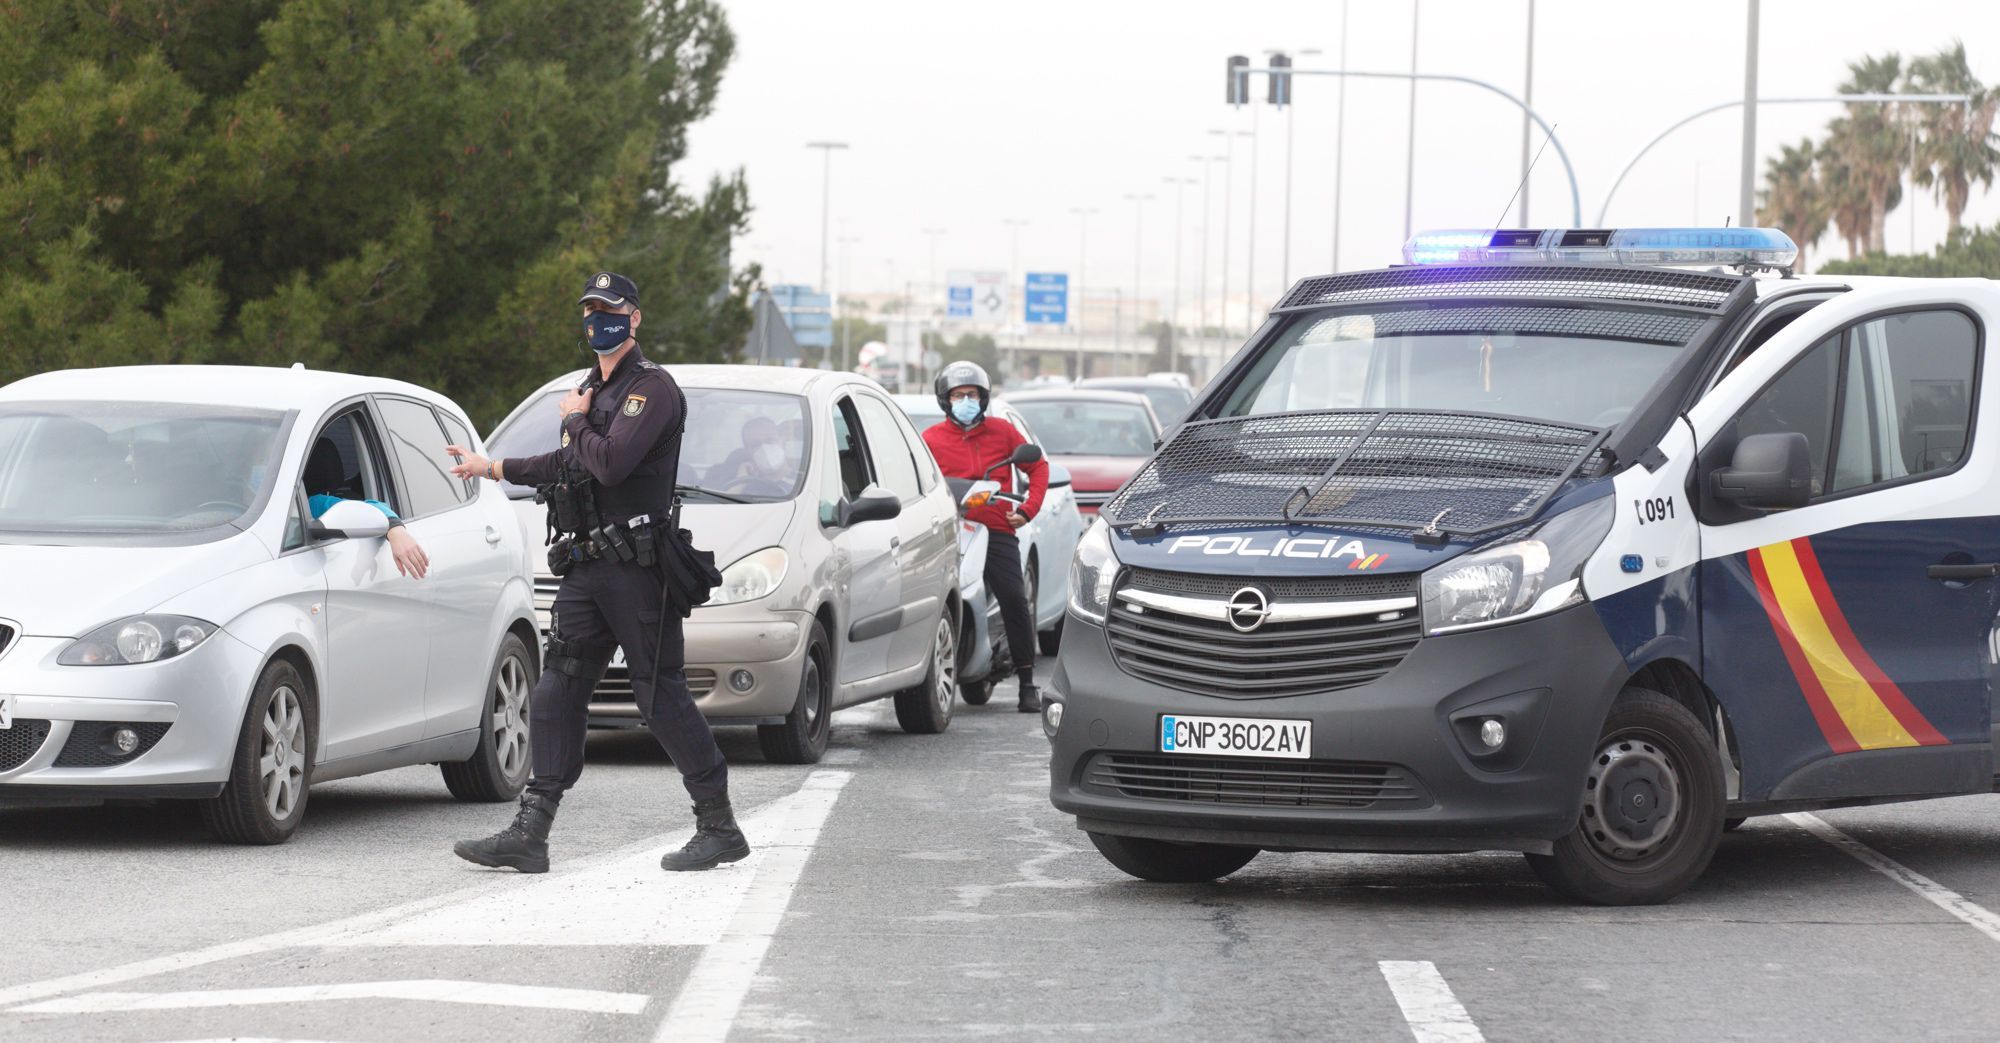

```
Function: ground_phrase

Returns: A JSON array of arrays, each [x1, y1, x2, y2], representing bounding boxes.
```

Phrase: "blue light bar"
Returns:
[[1402, 227, 1798, 270]]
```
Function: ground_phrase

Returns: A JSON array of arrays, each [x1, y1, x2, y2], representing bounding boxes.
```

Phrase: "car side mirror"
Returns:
[[310, 498, 393, 540], [837, 486, 902, 527], [1710, 432, 1813, 510]]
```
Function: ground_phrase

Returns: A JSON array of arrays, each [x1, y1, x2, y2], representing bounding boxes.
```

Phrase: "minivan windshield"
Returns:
[[1219, 308, 1693, 429], [0, 401, 287, 534], [486, 387, 811, 502]]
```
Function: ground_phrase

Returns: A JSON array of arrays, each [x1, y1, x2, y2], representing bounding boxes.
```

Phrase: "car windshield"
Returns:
[[486, 387, 810, 502], [1217, 308, 1692, 429], [0, 401, 287, 535], [1010, 399, 1155, 457]]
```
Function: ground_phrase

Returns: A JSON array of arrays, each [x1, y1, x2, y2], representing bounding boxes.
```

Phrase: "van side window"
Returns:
[[1723, 335, 1840, 498], [1827, 310, 1978, 493]]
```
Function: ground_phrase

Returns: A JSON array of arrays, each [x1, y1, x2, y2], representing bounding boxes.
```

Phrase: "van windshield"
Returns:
[[0, 401, 287, 535], [1218, 308, 1694, 429]]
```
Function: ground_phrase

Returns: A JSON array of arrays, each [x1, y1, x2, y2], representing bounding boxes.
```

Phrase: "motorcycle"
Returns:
[[945, 443, 1042, 706]]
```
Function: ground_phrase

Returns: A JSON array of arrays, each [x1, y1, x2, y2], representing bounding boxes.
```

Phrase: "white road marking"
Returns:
[[1788, 811, 2000, 945], [1379, 961, 1485, 1043], [655, 769, 853, 1043], [0, 784, 805, 1009], [330, 803, 788, 948], [16, 980, 648, 1015]]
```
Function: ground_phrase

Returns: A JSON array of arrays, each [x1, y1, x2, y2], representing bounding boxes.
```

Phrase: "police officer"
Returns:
[[445, 271, 747, 875]]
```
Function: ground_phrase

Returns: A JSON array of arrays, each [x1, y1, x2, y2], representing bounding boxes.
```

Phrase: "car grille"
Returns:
[[1087, 752, 1433, 810], [589, 667, 717, 703], [533, 578, 560, 615], [1106, 571, 1422, 699], [0, 719, 53, 772]]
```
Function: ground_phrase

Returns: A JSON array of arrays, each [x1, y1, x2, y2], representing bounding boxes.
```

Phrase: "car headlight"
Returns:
[[706, 547, 789, 606], [1420, 497, 1613, 635], [60, 615, 217, 666], [1067, 518, 1118, 623]]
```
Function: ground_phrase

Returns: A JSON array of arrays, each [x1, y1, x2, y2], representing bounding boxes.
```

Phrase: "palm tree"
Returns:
[[1824, 53, 1909, 255], [1758, 140, 1828, 272], [1817, 134, 1873, 260], [1907, 41, 2000, 237]]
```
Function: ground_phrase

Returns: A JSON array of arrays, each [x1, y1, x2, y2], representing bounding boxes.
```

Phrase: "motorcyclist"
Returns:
[[920, 361, 1049, 713]]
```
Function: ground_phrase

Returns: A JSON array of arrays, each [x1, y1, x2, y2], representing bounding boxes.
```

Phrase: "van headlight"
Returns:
[[1420, 497, 1613, 635], [1067, 519, 1118, 623], [60, 615, 217, 666], [706, 547, 789, 606]]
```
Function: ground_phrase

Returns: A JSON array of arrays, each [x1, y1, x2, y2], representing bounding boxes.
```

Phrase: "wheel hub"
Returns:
[[1581, 736, 1681, 860]]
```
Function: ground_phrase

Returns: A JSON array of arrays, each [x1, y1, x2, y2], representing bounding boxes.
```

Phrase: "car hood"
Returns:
[[1053, 455, 1150, 491], [509, 497, 797, 579], [0, 536, 272, 637]]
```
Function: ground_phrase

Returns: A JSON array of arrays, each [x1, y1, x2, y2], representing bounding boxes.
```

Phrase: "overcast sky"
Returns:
[[682, 0, 2000, 315]]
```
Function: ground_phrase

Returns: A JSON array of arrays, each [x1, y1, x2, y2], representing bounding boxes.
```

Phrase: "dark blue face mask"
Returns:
[[585, 310, 632, 355]]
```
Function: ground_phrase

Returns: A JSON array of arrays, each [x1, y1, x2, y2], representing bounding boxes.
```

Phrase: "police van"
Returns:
[[1046, 228, 2000, 904]]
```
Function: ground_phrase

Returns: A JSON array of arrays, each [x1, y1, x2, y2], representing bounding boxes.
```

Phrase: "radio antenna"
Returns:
[[1492, 123, 1557, 232]]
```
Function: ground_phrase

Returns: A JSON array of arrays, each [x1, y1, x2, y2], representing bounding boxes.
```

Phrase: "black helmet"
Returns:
[[933, 360, 992, 414]]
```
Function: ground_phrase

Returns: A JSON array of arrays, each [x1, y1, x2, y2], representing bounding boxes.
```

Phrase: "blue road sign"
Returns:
[[947, 285, 975, 319], [1025, 272, 1068, 325]]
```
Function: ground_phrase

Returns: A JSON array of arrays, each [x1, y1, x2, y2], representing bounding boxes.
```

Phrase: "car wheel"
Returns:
[[893, 612, 957, 734], [442, 633, 536, 802], [960, 676, 993, 706], [760, 620, 833, 764], [1038, 618, 1063, 658], [1087, 832, 1258, 883], [201, 659, 314, 845], [1525, 687, 1725, 906]]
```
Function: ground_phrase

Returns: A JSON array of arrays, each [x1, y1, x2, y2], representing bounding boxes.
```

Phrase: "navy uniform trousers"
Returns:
[[527, 555, 728, 803]]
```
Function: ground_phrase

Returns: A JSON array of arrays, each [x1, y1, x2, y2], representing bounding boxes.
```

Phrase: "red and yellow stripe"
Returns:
[[1746, 537, 1946, 753]]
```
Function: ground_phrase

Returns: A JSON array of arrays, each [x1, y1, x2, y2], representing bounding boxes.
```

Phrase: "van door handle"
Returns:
[[485, 525, 503, 546], [1928, 562, 2000, 581]]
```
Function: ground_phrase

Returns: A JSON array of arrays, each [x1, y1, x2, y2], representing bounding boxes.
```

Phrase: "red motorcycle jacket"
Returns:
[[921, 415, 1049, 532]]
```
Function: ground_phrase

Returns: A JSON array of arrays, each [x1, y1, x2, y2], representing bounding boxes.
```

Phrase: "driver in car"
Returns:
[[302, 439, 429, 579]]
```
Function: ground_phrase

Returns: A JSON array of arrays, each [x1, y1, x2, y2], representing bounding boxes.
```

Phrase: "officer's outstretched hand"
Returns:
[[446, 446, 490, 481], [387, 527, 430, 580]]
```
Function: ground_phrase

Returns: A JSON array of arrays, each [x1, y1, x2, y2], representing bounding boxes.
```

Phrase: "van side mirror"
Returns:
[[836, 486, 902, 527], [309, 498, 393, 540], [1710, 432, 1813, 510]]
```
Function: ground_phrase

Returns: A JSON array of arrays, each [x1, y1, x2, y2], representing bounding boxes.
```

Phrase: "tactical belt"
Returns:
[[547, 510, 674, 577]]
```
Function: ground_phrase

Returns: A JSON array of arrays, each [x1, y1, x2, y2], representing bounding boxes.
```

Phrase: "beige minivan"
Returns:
[[486, 365, 963, 763]]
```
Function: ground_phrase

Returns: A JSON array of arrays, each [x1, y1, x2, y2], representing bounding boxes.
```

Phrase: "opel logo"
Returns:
[[1226, 586, 1270, 633]]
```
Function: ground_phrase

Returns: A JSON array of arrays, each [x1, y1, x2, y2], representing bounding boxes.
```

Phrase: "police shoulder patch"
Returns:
[[561, 429, 571, 448], [623, 394, 647, 417]]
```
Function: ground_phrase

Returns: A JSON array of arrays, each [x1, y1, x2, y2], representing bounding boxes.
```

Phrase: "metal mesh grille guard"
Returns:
[[1102, 409, 1607, 542], [1275, 264, 1746, 313]]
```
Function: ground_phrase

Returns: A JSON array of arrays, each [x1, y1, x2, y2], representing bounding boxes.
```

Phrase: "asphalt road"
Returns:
[[8, 655, 2000, 1041]]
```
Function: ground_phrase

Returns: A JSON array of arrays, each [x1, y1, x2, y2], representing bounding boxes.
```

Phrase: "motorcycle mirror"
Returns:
[[1010, 443, 1044, 465]]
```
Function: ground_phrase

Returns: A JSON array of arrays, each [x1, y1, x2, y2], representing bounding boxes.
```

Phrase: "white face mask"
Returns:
[[753, 443, 785, 472]]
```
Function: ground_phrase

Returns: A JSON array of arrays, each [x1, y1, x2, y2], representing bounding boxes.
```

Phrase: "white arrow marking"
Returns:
[[14, 980, 648, 1015]]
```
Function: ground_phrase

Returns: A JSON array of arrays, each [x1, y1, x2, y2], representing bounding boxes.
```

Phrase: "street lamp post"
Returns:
[[1069, 207, 1097, 380], [1123, 193, 1153, 378], [1244, 102, 1261, 338], [1518, 0, 1535, 225], [1268, 48, 1321, 293], [805, 141, 849, 302], [1193, 154, 1221, 379], [1404, 1, 1422, 241], [1332, 0, 1349, 272], [1208, 128, 1248, 372], [1164, 175, 1195, 377]]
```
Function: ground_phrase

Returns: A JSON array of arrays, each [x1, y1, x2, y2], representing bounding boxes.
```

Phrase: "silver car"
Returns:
[[488, 366, 963, 763], [0, 366, 540, 843]]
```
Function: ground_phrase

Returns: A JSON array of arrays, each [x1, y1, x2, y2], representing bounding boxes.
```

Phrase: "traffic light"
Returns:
[[1267, 52, 1292, 107], [1226, 55, 1250, 106]]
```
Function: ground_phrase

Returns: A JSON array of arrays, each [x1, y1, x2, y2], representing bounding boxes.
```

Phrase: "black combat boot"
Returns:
[[660, 795, 751, 872], [454, 792, 557, 874], [1017, 680, 1042, 714]]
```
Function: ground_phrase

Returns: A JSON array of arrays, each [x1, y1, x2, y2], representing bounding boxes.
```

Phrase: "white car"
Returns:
[[0, 366, 540, 844]]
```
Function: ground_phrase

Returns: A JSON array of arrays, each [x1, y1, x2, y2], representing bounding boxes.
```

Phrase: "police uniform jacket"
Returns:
[[502, 345, 684, 525]]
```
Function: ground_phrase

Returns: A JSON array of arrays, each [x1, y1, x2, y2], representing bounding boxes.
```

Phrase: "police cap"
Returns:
[[578, 271, 641, 308]]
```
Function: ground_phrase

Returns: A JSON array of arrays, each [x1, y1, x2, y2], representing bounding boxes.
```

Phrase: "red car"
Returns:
[[999, 389, 1163, 515]]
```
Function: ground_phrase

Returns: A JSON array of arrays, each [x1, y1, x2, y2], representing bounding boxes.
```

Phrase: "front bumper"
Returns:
[[586, 609, 811, 727], [0, 632, 259, 798], [1048, 603, 1629, 854]]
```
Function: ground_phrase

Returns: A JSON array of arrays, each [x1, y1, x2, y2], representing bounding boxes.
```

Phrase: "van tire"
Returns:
[[201, 660, 314, 845], [1525, 687, 1724, 906], [759, 621, 832, 764], [1088, 832, 1258, 883], [443, 634, 535, 801]]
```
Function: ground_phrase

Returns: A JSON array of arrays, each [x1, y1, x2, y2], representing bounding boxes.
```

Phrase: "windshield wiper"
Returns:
[[678, 485, 750, 504]]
